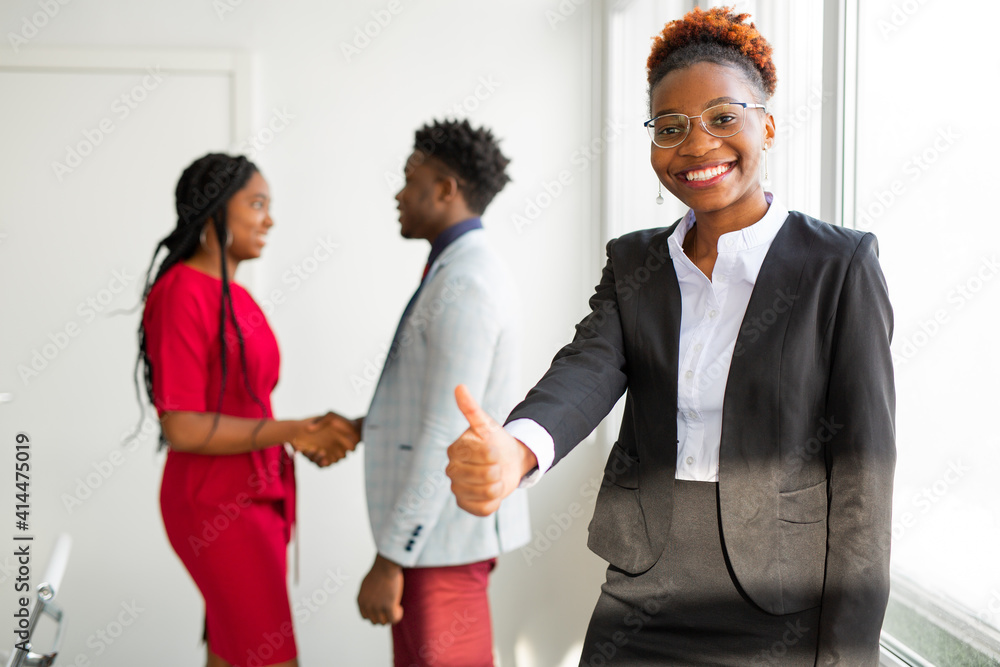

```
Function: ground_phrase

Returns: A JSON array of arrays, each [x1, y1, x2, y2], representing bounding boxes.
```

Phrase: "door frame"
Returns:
[[0, 47, 253, 148]]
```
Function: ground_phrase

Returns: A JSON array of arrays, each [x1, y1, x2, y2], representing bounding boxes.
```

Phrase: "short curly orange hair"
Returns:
[[647, 6, 776, 104]]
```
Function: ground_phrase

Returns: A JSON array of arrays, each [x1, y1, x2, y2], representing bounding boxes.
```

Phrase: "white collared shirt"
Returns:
[[509, 192, 789, 484]]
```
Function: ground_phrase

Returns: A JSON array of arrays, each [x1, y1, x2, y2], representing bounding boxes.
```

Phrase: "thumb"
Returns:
[[454, 384, 497, 440]]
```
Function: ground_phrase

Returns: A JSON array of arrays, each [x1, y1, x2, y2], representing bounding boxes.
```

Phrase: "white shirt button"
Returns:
[[708, 310, 718, 319], [686, 456, 695, 465], [687, 410, 697, 420], [725, 237, 735, 247], [684, 370, 694, 380], [693, 343, 703, 352]]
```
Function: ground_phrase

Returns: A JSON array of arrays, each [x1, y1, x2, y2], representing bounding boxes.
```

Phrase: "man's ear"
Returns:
[[436, 175, 461, 204]]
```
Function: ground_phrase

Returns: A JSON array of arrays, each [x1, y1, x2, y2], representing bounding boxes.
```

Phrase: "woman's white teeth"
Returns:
[[685, 164, 731, 181]]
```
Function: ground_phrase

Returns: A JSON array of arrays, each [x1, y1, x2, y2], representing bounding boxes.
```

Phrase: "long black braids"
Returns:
[[135, 153, 268, 450]]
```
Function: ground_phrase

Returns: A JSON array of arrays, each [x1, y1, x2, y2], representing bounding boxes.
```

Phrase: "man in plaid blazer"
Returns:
[[316, 119, 530, 666]]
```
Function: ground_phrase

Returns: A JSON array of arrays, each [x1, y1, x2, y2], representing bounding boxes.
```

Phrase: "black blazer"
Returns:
[[508, 211, 895, 665]]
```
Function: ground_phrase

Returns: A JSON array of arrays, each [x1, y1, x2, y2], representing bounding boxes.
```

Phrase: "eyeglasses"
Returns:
[[644, 102, 767, 149]]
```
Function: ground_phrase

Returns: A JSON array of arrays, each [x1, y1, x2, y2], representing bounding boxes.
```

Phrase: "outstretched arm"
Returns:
[[162, 411, 330, 455], [447, 241, 630, 515]]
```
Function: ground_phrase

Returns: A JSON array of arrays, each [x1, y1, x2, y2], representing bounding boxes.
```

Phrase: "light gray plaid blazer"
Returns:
[[363, 229, 530, 567]]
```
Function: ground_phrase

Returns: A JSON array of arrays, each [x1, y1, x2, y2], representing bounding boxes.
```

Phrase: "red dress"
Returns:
[[143, 263, 297, 665]]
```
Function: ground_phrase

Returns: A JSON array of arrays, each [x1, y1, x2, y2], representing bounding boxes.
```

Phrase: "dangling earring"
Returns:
[[762, 147, 769, 183], [200, 224, 233, 250], [656, 182, 664, 205]]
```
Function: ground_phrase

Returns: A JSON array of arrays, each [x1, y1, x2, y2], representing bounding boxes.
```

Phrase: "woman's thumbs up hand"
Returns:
[[446, 384, 537, 516]]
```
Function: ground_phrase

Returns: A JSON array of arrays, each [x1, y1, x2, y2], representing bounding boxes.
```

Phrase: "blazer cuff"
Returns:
[[376, 528, 421, 568], [505, 419, 555, 489]]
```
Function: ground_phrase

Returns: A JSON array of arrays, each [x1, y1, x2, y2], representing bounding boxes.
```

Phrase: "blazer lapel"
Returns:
[[634, 226, 682, 474], [720, 214, 802, 467], [717, 214, 808, 587], [626, 225, 682, 548]]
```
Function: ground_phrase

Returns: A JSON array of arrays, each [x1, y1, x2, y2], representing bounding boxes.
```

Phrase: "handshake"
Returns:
[[290, 411, 363, 467]]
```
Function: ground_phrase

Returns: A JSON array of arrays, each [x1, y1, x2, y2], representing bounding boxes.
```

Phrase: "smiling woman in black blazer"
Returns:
[[446, 6, 895, 666]]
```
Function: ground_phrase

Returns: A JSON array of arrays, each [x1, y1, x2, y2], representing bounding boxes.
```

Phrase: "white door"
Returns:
[[0, 51, 246, 665]]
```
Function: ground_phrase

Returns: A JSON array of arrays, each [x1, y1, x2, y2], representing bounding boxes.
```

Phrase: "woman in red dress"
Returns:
[[137, 153, 357, 667]]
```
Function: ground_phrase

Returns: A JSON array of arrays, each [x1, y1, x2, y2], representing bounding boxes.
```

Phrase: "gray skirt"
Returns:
[[579, 480, 820, 666]]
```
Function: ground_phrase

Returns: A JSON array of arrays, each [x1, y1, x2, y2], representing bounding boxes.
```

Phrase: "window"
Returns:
[[855, 0, 1000, 662]]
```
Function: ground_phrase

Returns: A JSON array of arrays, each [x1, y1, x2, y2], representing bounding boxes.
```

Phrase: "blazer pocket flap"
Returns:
[[777, 480, 828, 523], [603, 442, 639, 489]]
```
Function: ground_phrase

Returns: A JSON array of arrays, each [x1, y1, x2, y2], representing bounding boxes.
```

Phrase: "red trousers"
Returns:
[[392, 559, 497, 667]]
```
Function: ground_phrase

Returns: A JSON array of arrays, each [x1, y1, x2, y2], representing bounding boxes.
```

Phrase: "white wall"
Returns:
[[0, 1, 616, 665]]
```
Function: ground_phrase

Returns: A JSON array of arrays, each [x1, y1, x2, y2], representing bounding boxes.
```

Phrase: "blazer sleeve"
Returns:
[[506, 239, 629, 467], [375, 274, 504, 566], [816, 232, 896, 665]]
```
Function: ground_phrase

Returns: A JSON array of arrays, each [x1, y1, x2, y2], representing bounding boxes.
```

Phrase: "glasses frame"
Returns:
[[644, 102, 767, 149]]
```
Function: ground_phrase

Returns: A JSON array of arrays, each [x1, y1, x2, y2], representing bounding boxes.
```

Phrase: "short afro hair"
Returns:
[[647, 6, 776, 110], [412, 119, 511, 215]]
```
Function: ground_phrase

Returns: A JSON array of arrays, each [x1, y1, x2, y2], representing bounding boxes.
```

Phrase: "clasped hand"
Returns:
[[291, 412, 361, 467]]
